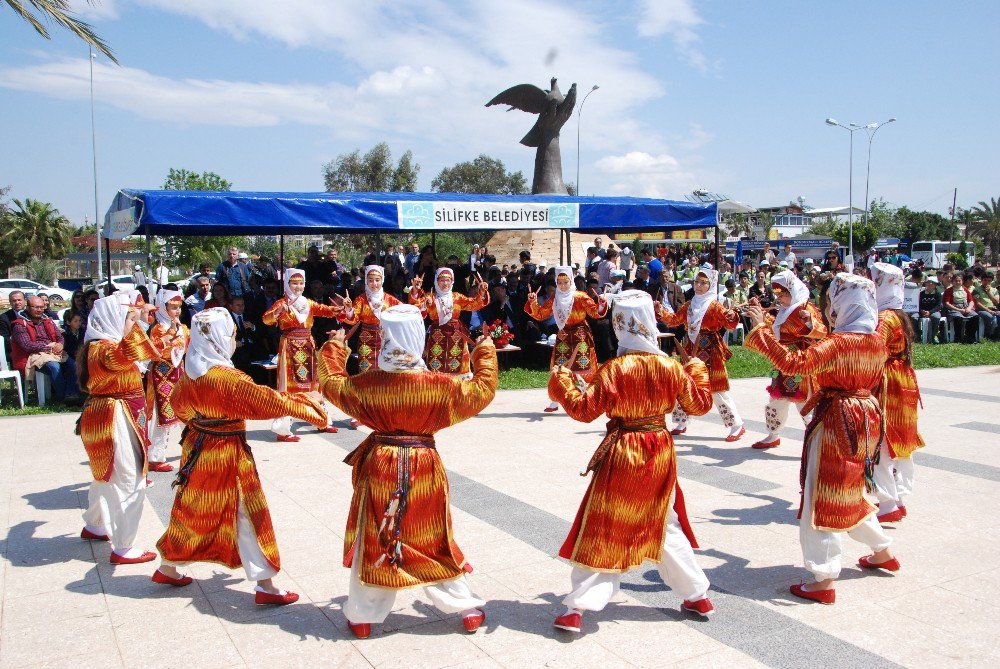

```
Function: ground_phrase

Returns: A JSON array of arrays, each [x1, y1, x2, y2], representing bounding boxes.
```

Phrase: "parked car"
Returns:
[[83, 275, 139, 293], [0, 278, 74, 306]]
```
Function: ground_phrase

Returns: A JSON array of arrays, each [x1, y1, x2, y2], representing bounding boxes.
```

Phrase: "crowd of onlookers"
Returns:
[[0, 237, 996, 406]]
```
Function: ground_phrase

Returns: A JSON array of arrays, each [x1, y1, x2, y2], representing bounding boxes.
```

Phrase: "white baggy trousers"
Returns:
[[343, 514, 485, 624], [147, 398, 173, 463], [562, 491, 710, 611], [673, 391, 743, 433], [799, 430, 891, 581], [82, 403, 147, 555]]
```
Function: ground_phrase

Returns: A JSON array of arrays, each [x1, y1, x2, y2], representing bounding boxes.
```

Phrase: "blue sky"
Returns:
[[1, 0, 997, 226]]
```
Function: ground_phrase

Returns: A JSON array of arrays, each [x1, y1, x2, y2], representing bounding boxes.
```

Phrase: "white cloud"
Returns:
[[636, 0, 707, 70], [595, 151, 697, 198]]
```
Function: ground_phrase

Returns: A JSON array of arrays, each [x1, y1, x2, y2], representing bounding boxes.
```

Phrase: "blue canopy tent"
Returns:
[[102, 189, 718, 283]]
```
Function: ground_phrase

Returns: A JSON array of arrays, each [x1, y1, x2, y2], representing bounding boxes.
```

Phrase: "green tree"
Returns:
[[431, 155, 528, 195], [808, 216, 879, 253], [5, 0, 117, 63], [724, 212, 753, 239], [3, 197, 73, 259], [969, 197, 1000, 263], [161, 169, 244, 272], [323, 142, 419, 193]]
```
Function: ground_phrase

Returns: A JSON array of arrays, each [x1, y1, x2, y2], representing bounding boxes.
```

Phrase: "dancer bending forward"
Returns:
[[658, 267, 745, 440], [154, 308, 327, 604], [318, 305, 497, 639], [549, 290, 715, 633], [744, 273, 900, 605]]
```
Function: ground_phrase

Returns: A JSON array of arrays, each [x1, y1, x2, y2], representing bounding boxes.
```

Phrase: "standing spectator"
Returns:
[[972, 271, 1000, 340], [593, 237, 607, 259], [382, 243, 405, 297], [155, 257, 170, 287], [782, 243, 797, 267], [641, 248, 663, 285], [584, 247, 600, 276], [469, 244, 482, 274], [518, 250, 537, 277], [404, 242, 421, 279], [132, 264, 149, 291], [619, 243, 634, 280], [251, 255, 278, 285], [943, 273, 978, 343], [761, 242, 777, 266], [595, 249, 617, 289], [11, 296, 80, 403], [185, 276, 212, 316], [216, 246, 250, 298], [1, 290, 28, 343]]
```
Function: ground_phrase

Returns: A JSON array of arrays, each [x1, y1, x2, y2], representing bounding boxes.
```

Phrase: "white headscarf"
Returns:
[[377, 304, 428, 372], [770, 270, 811, 339], [552, 266, 576, 331], [612, 290, 664, 356], [83, 295, 129, 344], [828, 273, 878, 334], [154, 289, 186, 366], [283, 268, 309, 324], [185, 307, 236, 379], [113, 290, 153, 371], [364, 265, 386, 321], [686, 268, 718, 345], [870, 262, 905, 311], [433, 267, 455, 326]]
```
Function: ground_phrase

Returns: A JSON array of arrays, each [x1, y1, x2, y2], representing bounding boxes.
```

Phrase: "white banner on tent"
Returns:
[[103, 204, 139, 240], [397, 201, 579, 230]]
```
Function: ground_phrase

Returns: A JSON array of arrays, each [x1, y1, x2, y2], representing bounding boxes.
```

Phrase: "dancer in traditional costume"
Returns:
[[409, 267, 489, 377], [153, 308, 327, 601], [750, 270, 828, 449], [78, 294, 160, 564], [146, 289, 188, 472], [262, 268, 339, 441], [525, 266, 607, 413], [871, 262, 924, 522], [318, 305, 497, 639], [548, 290, 716, 633], [335, 265, 402, 374], [657, 267, 745, 440], [744, 273, 899, 604]]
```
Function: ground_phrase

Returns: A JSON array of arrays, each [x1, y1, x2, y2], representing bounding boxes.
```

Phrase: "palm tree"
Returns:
[[725, 213, 754, 239], [5, 198, 73, 259], [969, 197, 1000, 264], [5, 0, 117, 63]]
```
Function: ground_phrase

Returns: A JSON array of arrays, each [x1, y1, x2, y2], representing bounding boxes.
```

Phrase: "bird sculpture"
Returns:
[[486, 77, 577, 194]]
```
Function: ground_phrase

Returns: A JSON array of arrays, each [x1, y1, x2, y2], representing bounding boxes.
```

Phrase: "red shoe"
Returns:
[[751, 437, 780, 449], [110, 550, 157, 565], [898, 505, 907, 518], [463, 563, 474, 574], [670, 427, 687, 436], [858, 555, 901, 572], [347, 620, 371, 639], [543, 406, 559, 413], [682, 597, 715, 618], [317, 426, 339, 433], [789, 583, 836, 604], [724, 426, 746, 442], [148, 461, 174, 472], [276, 434, 300, 443], [80, 527, 109, 542], [349, 419, 361, 429], [255, 589, 299, 606], [145, 478, 154, 487], [877, 508, 904, 523], [151, 569, 193, 587], [462, 609, 486, 633], [554, 611, 582, 633]]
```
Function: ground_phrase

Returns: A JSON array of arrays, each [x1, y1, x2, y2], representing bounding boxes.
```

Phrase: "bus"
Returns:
[[910, 240, 974, 269]]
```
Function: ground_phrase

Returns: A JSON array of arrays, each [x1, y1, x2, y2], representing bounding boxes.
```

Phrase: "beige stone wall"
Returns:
[[483, 230, 617, 268]]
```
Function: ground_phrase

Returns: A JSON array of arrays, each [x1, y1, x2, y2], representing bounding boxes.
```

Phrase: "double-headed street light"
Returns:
[[862, 118, 896, 227], [576, 84, 600, 195]]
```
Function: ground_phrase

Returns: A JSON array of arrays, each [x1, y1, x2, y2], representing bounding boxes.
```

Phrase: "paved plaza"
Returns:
[[1, 365, 998, 668]]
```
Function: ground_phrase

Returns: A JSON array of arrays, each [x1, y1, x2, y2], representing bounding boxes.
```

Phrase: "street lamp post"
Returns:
[[825, 118, 861, 263], [862, 118, 896, 226], [570, 85, 598, 265]]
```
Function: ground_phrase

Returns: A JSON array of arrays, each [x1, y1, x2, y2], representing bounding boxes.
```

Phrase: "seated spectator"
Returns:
[[943, 273, 978, 344], [62, 310, 85, 359], [912, 276, 944, 344], [35, 294, 59, 320], [971, 271, 1000, 341], [749, 269, 774, 308], [11, 296, 80, 403], [204, 281, 231, 310], [633, 265, 651, 293], [228, 296, 264, 378]]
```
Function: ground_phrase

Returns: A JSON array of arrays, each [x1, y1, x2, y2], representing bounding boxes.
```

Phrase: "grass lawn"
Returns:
[[1, 342, 997, 414]]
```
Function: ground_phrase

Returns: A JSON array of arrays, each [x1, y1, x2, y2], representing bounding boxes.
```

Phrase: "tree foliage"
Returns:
[[1, 197, 73, 264], [808, 216, 880, 253], [4, 0, 117, 63], [431, 155, 528, 195], [160, 168, 244, 271], [970, 197, 1000, 262], [322, 142, 419, 193]]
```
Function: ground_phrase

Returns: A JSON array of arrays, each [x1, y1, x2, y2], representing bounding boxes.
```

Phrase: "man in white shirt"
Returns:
[[782, 243, 797, 267], [618, 244, 634, 280]]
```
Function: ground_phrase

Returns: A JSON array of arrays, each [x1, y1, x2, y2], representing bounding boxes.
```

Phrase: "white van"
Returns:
[[910, 240, 974, 269]]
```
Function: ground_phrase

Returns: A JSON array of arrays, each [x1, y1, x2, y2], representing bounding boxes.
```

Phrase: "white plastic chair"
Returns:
[[0, 337, 25, 408]]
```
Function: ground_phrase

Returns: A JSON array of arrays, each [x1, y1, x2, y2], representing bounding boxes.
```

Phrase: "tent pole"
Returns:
[[565, 230, 573, 267], [279, 235, 285, 273], [559, 229, 564, 264], [145, 225, 152, 288], [104, 236, 112, 295]]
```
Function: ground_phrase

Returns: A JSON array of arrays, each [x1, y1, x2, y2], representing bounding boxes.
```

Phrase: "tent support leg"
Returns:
[[279, 235, 284, 274], [715, 222, 721, 271], [559, 229, 564, 265], [104, 236, 112, 295], [145, 226, 152, 288], [565, 230, 573, 267]]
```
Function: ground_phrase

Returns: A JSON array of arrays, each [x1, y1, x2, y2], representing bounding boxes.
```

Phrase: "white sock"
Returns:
[[255, 585, 287, 595], [546, 401, 559, 410]]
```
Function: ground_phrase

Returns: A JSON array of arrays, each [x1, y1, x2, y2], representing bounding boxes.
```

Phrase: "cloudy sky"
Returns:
[[1, 0, 997, 225]]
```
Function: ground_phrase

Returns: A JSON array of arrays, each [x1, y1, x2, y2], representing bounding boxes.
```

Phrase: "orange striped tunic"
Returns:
[[549, 354, 712, 571], [156, 367, 327, 571], [746, 325, 888, 531], [338, 294, 403, 373], [145, 322, 189, 425], [876, 309, 924, 459], [318, 339, 497, 589], [410, 288, 489, 375], [525, 292, 606, 380], [659, 301, 739, 392], [79, 327, 159, 482], [763, 303, 828, 402], [262, 297, 338, 391]]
